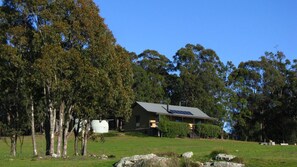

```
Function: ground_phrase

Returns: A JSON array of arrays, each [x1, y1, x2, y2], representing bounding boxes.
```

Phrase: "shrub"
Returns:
[[195, 123, 221, 138], [158, 116, 190, 138]]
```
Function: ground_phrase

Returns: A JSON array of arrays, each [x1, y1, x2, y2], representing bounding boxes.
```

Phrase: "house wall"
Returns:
[[124, 104, 157, 131]]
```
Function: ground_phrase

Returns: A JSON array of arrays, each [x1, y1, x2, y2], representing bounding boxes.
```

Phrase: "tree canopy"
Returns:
[[1, 0, 297, 158], [0, 0, 133, 157]]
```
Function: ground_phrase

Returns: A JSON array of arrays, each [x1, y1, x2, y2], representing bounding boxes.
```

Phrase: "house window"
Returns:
[[136, 115, 140, 127], [175, 117, 182, 122]]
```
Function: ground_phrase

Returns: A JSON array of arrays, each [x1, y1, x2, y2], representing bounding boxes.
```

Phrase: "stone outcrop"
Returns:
[[114, 152, 245, 167], [203, 161, 245, 167], [182, 151, 193, 159], [215, 154, 236, 161], [114, 154, 174, 167], [203, 153, 244, 167]]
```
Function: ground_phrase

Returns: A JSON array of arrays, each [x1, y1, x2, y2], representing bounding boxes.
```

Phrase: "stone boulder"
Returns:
[[182, 152, 194, 159], [203, 161, 244, 167], [114, 154, 175, 167], [215, 154, 236, 161]]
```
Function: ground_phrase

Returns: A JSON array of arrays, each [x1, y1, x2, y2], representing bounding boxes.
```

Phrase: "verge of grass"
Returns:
[[1, 134, 297, 167]]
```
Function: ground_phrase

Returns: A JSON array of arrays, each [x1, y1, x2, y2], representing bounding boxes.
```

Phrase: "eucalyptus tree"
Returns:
[[0, 1, 36, 156], [228, 61, 263, 140], [0, 0, 134, 157], [173, 44, 228, 121], [229, 51, 292, 142], [133, 49, 172, 103]]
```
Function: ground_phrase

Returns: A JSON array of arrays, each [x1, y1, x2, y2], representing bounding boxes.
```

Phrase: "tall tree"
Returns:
[[173, 44, 228, 122], [229, 51, 293, 142], [0, 1, 34, 156], [132, 50, 172, 103], [0, 0, 134, 157]]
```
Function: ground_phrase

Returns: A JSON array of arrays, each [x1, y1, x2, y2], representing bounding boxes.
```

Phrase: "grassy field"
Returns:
[[1, 133, 297, 167]]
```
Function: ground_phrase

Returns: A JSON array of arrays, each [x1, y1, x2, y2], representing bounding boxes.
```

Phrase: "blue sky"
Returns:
[[95, 0, 297, 66]]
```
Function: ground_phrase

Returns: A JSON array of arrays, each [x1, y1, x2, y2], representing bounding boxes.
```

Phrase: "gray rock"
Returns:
[[203, 161, 244, 167], [215, 154, 236, 161], [99, 154, 109, 160], [114, 154, 157, 167], [135, 156, 171, 167], [114, 154, 174, 167], [182, 151, 194, 159], [51, 153, 58, 158]]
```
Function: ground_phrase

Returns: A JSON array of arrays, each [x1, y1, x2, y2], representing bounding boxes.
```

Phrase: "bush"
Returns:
[[158, 116, 190, 138], [195, 123, 221, 138]]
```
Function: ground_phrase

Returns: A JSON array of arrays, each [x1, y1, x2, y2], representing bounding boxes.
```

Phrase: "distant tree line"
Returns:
[[1, 0, 297, 158], [132, 47, 297, 144]]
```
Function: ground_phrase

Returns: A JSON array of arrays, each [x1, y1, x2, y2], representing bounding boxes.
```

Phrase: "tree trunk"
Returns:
[[49, 101, 56, 155], [30, 96, 38, 156], [81, 121, 90, 156], [10, 134, 17, 157], [56, 101, 65, 157], [62, 105, 73, 157], [62, 121, 69, 157], [74, 134, 79, 156], [44, 85, 56, 156], [74, 118, 80, 156], [81, 120, 85, 156], [7, 112, 17, 156], [45, 117, 51, 155]]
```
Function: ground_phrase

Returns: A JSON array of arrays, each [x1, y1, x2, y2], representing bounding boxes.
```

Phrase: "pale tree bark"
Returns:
[[7, 112, 17, 156], [80, 120, 85, 156], [56, 101, 65, 157], [62, 105, 73, 157], [81, 121, 90, 156], [74, 118, 80, 156], [49, 99, 56, 155], [30, 96, 38, 156], [10, 134, 17, 157]]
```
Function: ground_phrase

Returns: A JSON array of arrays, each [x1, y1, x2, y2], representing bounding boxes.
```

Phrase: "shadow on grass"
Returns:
[[125, 132, 150, 137]]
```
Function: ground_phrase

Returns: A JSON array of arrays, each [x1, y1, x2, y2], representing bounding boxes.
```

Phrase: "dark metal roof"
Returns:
[[136, 101, 215, 120]]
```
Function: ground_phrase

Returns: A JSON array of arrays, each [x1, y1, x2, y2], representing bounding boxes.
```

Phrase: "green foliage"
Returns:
[[0, 0, 134, 156], [132, 50, 173, 103], [196, 124, 221, 139], [171, 44, 230, 128], [158, 116, 190, 138], [229, 52, 297, 143]]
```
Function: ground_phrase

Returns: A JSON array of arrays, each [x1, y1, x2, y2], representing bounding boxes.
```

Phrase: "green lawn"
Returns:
[[1, 133, 297, 167]]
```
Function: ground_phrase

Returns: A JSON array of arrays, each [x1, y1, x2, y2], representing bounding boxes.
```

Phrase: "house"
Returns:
[[124, 101, 215, 135]]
